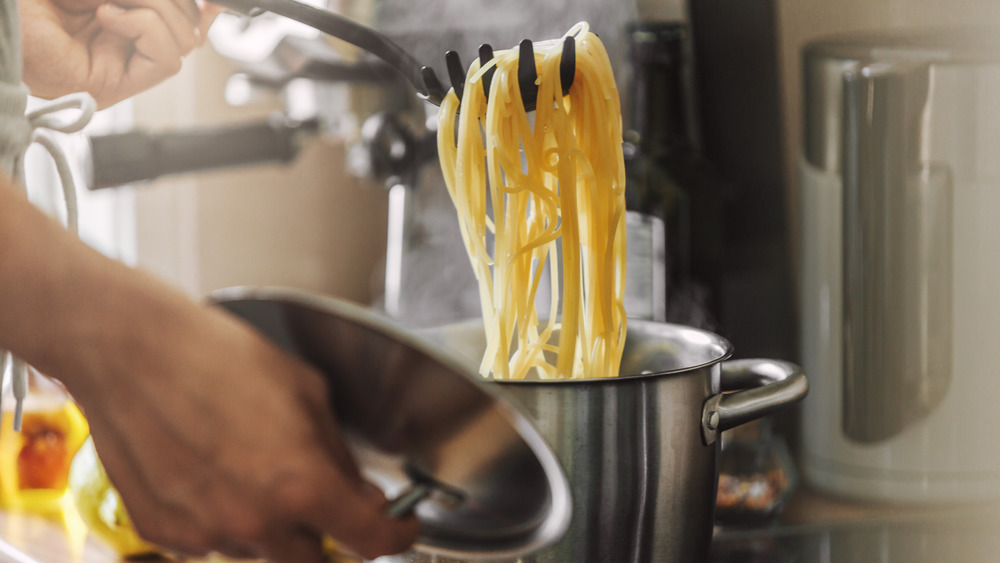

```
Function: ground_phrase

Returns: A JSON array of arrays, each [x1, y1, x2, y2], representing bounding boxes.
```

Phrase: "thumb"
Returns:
[[309, 472, 421, 560], [198, 2, 224, 44]]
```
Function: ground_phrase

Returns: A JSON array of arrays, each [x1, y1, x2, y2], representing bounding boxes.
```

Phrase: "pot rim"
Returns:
[[438, 318, 736, 385]]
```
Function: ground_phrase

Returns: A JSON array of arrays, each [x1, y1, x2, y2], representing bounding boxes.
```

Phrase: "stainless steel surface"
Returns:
[[359, 112, 438, 320], [387, 484, 435, 518], [804, 28, 1000, 172], [209, 287, 572, 560], [800, 28, 1000, 501], [840, 62, 952, 442], [803, 53, 857, 173], [411, 319, 806, 563], [384, 182, 413, 318], [212, 287, 807, 562], [709, 496, 1000, 563], [702, 359, 808, 444], [803, 31, 984, 444]]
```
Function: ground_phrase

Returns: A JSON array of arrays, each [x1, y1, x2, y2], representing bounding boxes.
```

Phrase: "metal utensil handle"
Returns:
[[212, 0, 430, 98], [87, 115, 318, 189], [384, 464, 468, 518], [701, 359, 808, 445], [386, 483, 434, 518]]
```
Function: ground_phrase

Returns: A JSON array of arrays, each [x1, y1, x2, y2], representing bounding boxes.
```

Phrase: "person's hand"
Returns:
[[68, 301, 422, 562], [19, 0, 221, 108], [0, 176, 420, 561]]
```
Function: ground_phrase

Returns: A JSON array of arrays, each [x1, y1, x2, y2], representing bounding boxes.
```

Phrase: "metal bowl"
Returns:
[[210, 286, 571, 560]]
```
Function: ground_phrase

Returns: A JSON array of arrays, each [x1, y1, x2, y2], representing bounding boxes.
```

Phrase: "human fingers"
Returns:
[[96, 4, 184, 95], [101, 0, 200, 55], [251, 352, 418, 558], [115, 0, 200, 27], [198, 1, 224, 44], [288, 376, 421, 558], [297, 377, 365, 479], [261, 527, 327, 563], [87, 432, 218, 558], [284, 470, 421, 561], [197, 520, 326, 563], [212, 541, 262, 561]]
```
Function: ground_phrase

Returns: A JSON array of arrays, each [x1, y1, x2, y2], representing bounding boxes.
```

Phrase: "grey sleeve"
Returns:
[[0, 0, 21, 85], [0, 0, 26, 177]]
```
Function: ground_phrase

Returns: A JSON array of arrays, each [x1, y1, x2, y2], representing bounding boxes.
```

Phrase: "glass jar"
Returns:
[[0, 366, 90, 514]]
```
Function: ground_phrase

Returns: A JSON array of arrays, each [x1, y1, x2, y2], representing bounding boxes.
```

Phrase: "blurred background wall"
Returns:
[[101, 0, 999, 347], [123, 46, 389, 304]]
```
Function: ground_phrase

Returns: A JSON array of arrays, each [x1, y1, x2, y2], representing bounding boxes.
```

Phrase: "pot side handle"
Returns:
[[701, 359, 808, 445]]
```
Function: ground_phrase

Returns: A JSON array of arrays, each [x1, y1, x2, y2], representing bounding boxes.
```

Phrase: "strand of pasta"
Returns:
[[438, 23, 626, 379]]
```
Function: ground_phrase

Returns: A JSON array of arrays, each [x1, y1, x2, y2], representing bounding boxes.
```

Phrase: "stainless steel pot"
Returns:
[[404, 320, 807, 563], [210, 287, 806, 563]]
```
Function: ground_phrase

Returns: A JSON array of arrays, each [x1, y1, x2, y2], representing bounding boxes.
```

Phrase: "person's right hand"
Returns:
[[20, 0, 221, 108], [0, 176, 419, 561], [69, 300, 422, 562]]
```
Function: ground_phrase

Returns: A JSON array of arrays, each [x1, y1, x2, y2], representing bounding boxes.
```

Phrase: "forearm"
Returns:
[[0, 177, 420, 560], [0, 175, 199, 398]]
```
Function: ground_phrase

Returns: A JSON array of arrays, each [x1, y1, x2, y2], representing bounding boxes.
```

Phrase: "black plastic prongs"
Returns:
[[517, 39, 539, 111], [420, 66, 447, 105], [445, 50, 466, 101], [479, 44, 497, 100], [560, 35, 576, 97]]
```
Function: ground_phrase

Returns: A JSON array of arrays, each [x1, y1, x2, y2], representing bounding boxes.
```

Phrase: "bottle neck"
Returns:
[[626, 23, 697, 158]]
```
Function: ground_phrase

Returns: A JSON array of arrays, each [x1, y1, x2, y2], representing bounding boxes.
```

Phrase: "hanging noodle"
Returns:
[[437, 22, 628, 380]]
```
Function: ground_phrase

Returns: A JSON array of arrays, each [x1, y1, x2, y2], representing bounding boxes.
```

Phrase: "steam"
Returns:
[[371, 1, 652, 327], [373, 0, 639, 92]]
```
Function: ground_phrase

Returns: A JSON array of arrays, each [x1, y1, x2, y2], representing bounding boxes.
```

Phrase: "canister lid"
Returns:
[[803, 26, 1000, 172], [805, 27, 1000, 65], [210, 286, 571, 560]]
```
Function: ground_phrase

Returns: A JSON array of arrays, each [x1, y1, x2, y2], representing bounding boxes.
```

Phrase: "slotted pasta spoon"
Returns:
[[210, 0, 577, 110]]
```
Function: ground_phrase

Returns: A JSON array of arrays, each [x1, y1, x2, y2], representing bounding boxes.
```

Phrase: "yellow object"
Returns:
[[0, 374, 90, 514], [67, 437, 159, 558], [67, 440, 349, 562], [437, 22, 628, 380]]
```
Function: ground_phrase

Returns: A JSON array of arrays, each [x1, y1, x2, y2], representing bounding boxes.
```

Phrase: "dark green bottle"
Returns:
[[624, 21, 726, 328]]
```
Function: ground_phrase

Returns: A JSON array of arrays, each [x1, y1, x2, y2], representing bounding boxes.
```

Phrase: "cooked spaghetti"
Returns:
[[437, 22, 627, 380]]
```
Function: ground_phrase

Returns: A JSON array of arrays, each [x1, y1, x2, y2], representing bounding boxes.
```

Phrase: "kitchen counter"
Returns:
[[0, 504, 118, 562], [710, 485, 1000, 563], [0, 486, 997, 562], [0, 503, 242, 563]]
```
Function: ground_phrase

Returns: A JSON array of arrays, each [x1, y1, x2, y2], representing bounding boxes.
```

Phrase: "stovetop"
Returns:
[[709, 487, 1000, 563]]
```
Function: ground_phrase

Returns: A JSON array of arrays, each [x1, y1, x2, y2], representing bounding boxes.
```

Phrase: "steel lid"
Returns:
[[804, 27, 1000, 172], [209, 286, 572, 560], [805, 27, 1000, 65]]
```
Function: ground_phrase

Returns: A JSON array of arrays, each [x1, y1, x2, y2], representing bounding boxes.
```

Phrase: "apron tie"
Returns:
[[1, 87, 96, 431]]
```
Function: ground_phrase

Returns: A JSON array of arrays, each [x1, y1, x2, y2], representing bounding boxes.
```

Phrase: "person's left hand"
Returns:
[[19, 0, 221, 108]]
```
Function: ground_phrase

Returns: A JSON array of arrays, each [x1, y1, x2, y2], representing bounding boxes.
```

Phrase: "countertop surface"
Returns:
[[710, 485, 1000, 563], [0, 486, 997, 562], [0, 505, 117, 562]]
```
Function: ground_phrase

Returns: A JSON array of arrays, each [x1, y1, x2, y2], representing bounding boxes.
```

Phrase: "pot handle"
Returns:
[[701, 359, 808, 445]]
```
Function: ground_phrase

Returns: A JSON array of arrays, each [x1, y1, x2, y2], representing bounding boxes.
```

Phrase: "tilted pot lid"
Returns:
[[210, 286, 571, 560]]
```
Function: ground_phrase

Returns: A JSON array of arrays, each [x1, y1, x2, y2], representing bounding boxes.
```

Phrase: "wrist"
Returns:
[[0, 179, 200, 399]]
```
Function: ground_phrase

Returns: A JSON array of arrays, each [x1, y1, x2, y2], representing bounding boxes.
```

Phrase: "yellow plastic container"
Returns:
[[0, 369, 90, 514]]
